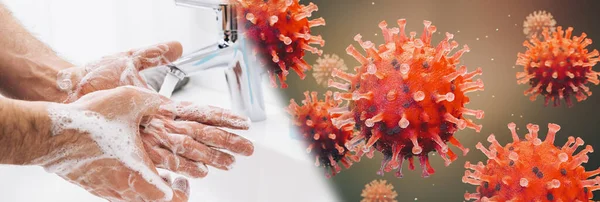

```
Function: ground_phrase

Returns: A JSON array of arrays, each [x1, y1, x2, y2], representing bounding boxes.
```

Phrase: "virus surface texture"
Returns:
[[286, 91, 358, 177], [463, 122, 600, 201], [313, 54, 348, 87], [523, 10, 557, 39], [361, 180, 398, 202], [516, 26, 600, 107], [235, 0, 325, 88], [329, 19, 485, 178]]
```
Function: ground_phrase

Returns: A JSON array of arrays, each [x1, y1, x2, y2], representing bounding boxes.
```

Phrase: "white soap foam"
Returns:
[[46, 104, 173, 201]]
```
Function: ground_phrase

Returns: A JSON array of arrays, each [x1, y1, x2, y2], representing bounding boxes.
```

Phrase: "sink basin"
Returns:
[[0, 81, 338, 202]]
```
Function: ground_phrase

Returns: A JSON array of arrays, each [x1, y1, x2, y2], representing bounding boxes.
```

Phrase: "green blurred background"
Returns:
[[279, 0, 600, 201]]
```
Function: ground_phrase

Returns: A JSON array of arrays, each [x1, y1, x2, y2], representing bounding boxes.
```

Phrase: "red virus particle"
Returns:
[[286, 91, 359, 177], [523, 10, 557, 39], [361, 180, 398, 202], [516, 26, 600, 107], [235, 0, 325, 88], [328, 19, 485, 178], [463, 122, 600, 201], [313, 54, 348, 87]]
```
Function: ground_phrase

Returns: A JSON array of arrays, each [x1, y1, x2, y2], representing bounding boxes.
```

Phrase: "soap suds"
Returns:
[[44, 104, 173, 201]]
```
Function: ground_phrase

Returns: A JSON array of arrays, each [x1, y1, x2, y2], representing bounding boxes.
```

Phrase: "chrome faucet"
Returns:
[[159, 0, 267, 122]]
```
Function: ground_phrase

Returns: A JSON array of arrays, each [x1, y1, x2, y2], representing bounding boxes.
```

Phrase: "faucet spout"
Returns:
[[172, 42, 236, 76], [163, 0, 266, 122]]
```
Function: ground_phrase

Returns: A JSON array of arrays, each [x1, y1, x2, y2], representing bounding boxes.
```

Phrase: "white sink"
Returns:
[[0, 82, 338, 202]]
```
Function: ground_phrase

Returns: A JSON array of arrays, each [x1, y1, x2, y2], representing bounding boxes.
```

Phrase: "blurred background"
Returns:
[[279, 0, 600, 201]]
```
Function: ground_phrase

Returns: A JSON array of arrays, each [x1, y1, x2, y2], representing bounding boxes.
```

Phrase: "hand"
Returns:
[[33, 86, 254, 201], [141, 99, 255, 177], [34, 86, 189, 201], [54, 41, 255, 177], [56, 41, 183, 103]]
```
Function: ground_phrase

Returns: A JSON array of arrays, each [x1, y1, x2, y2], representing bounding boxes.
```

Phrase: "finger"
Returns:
[[165, 133, 235, 170], [130, 41, 183, 71], [127, 166, 175, 202], [164, 121, 254, 156], [146, 145, 209, 178], [171, 177, 190, 202], [163, 102, 251, 130]]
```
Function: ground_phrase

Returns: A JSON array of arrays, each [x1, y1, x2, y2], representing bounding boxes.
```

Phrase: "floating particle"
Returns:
[[286, 91, 359, 177], [313, 54, 348, 87], [328, 19, 485, 178], [523, 10, 557, 39], [463, 122, 600, 201], [516, 26, 599, 107], [361, 180, 398, 202], [235, 0, 325, 88]]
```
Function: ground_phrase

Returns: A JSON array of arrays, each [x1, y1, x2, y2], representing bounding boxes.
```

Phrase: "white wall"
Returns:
[[3, 0, 218, 63]]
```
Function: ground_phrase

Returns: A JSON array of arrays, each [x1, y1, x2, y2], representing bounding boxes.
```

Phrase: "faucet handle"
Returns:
[[174, 0, 228, 9]]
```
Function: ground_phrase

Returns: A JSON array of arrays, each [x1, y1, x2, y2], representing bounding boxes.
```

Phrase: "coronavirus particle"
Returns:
[[286, 91, 359, 177], [361, 180, 398, 202], [234, 0, 325, 88], [523, 10, 557, 39], [516, 26, 600, 107], [313, 54, 348, 87], [463, 122, 600, 201], [328, 19, 485, 177]]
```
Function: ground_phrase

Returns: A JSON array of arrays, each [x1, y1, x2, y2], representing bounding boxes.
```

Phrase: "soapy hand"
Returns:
[[53, 41, 255, 177], [37, 86, 189, 202], [142, 101, 254, 177], [55, 41, 183, 103], [36, 86, 254, 201]]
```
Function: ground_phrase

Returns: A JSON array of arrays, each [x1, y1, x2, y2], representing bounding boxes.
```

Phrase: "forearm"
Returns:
[[0, 4, 72, 101], [0, 97, 54, 165]]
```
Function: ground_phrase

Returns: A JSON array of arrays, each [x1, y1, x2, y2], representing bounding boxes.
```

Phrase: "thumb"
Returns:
[[171, 177, 191, 202]]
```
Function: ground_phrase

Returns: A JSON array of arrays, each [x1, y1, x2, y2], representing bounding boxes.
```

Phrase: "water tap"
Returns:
[[159, 0, 266, 122]]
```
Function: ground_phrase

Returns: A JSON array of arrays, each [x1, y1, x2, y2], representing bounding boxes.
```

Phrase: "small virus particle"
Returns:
[[361, 180, 398, 202], [328, 19, 485, 178], [516, 26, 600, 107], [313, 54, 348, 87], [235, 0, 326, 88], [286, 91, 359, 177], [463, 122, 600, 201], [523, 10, 557, 39]]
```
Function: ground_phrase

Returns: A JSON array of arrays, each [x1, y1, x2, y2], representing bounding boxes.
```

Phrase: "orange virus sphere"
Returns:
[[463, 122, 600, 201], [361, 180, 398, 202], [328, 19, 485, 177], [234, 0, 325, 88], [516, 26, 600, 107], [286, 91, 359, 177], [313, 54, 348, 87], [523, 10, 557, 39]]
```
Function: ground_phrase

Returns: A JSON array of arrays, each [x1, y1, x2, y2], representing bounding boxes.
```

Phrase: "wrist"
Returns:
[[0, 53, 72, 102]]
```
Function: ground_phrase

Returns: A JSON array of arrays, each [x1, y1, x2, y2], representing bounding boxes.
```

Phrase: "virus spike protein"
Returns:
[[235, 0, 325, 88], [523, 10, 557, 39], [361, 180, 398, 202], [286, 91, 359, 178], [463, 122, 600, 201], [329, 19, 484, 178], [516, 26, 600, 107]]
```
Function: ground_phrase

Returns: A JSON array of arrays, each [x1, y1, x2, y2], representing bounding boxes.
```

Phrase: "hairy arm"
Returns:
[[0, 97, 71, 165], [0, 3, 72, 101]]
